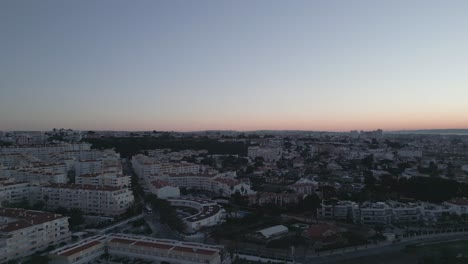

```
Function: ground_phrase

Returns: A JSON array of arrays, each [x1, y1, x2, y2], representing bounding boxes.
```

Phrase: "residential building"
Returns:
[[247, 146, 282, 162], [75, 172, 131, 188], [0, 208, 71, 264], [148, 180, 180, 199], [0, 180, 31, 206], [40, 184, 134, 216]]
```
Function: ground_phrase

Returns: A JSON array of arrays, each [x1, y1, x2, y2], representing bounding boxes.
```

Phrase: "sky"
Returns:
[[1, 0, 468, 132]]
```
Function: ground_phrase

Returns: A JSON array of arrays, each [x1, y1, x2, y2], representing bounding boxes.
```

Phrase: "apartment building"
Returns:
[[75, 172, 131, 188], [132, 154, 201, 178], [2, 168, 67, 184], [0, 153, 33, 167], [0, 143, 91, 160], [0, 208, 71, 264], [40, 184, 134, 216], [247, 146, 282, 162], [248, 192, 303, 207], [318, 200, 459, 226], [318, 201, 360, 223], [148, 180, 180, 199], [0, 180, 31, 206], [387, 201, 421, 224]]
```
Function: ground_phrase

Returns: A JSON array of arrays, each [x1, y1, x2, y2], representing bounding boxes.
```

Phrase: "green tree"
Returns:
[[68, 208, 84, 228], [43, 195, 49, 210]]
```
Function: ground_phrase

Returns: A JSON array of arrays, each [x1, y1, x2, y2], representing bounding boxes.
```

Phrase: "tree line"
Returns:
[[85, 137, 248, 158]]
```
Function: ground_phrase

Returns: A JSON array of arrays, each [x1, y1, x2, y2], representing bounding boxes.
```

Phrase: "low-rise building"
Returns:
[[48, 233, 230, 264], [445, 198, 468, 215], [167, 197, 225, 231], [256, 225, 288, 239]]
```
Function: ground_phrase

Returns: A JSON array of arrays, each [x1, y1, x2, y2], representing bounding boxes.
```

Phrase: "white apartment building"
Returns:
[[319, 200, 461, 226], [359, 202, 392, 225], [75, 172, 131, 188], [0, 180, 31, 206], [212, 178, 256, 196], [387, 201, 421, 224], [0, 208, 71, 264], [133, 155, 255, 197], [40, 184, 134, 216], [247, 146, 282, 162], [2, 168, 67, 184], [420, 204, 455, 224], [0, 153, 33, 167], [166, 172, 216, 191], [74, 160, 103, 176], [0, 143, 91, 160], [148, 180, 180, 199], [318, 201, 361, 223], [132, 154, 201, 178], [48, 233, 230, 264]]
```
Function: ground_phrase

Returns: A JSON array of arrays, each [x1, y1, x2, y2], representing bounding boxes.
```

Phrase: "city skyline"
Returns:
[[1, 0, 468, 131]]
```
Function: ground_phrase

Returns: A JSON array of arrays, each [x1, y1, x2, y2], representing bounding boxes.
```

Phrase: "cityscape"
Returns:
[[1, 1, 468, 264]]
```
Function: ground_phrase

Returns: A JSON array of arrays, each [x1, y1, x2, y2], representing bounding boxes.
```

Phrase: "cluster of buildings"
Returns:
[[0, 143, 135, 216], [132, 153, 256, 198], [48, 233, 230, 264], [318, 198, 468, 226]]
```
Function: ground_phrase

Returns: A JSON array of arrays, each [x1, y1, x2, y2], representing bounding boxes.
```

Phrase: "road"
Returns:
[[297, 232, 468, 264]]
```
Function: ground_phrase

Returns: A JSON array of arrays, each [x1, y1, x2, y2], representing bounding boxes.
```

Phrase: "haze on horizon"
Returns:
[[1, 0, 468, 132]]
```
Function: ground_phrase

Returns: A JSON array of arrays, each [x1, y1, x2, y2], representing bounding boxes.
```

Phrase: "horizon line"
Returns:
[[3, 127, 468, 133]]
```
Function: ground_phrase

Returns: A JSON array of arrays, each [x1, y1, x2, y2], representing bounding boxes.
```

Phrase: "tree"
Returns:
[[446, 162, 455, 178], [364, 171, 376, 187], [67, 170, 76, 184], [32, 200, 45, 210], [55, 207, 69, 215], [43, 195, 49, 210], [361, 155, 374, 169], [69, 208, 84, 228], [428, 162, 439, 177], [30, 255, 49, 264], [296, 194, 321, 214]]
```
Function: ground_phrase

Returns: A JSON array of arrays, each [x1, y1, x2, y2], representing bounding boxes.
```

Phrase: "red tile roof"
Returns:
[[60, 241, 102, 256]]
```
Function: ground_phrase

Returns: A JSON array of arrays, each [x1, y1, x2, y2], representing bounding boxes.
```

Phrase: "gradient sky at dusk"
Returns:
[[1, 0, 467, 131]]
